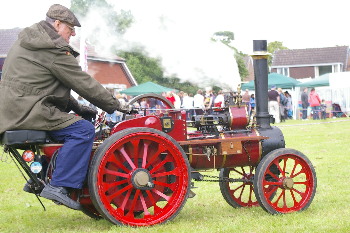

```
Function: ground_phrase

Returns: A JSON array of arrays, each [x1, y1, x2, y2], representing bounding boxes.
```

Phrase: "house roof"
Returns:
[[271, 46, 349, 67], [0, 28, 22, 57]]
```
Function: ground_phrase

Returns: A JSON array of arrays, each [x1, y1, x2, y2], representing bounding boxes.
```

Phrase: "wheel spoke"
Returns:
[[119, 146, 136, 170], [282, 189, 287, 208], [290, 189, 298, 206], [229, 184, 244, 194], [103, 167, 129, 178], [141, 141, 151, 168], [290, 160, 299, 177], [248, 185, 254, 204], [102, 179, 128, 192], [282, 158, 287, 175], [152, 167, 181, 178], [262, 180, 281, 186], [140, 193, 151, 216], [126, 189, 140, 217], [120, 189, 132, 212], [293, 181, 308, 185], [106, 184, 133, 203], [152, 189, 170, 201], [266, 169, 280, 181], [149, 156, 172, 174], [239, 184, 245, 199], [291, 187, 305, 197], [153, 180, 175, 189], [273, 160, 285, 176], [272, 189, 284, 206], [265, 185, 278, 200], [232, 168, 244, 176], [146, 190, 157, 207], [291, 170, 303, 178], [108, 152, 130, 173], [131, 139, 140, 167], [145, 144, 167, 169]]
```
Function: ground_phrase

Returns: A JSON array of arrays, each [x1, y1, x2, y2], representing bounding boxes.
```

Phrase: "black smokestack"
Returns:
[[252, 40, 271, 129]]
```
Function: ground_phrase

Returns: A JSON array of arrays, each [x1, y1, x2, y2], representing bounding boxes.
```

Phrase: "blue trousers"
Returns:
[[48, 120, 95, 189]]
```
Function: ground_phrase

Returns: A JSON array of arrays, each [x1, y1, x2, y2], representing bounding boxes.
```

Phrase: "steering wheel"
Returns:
[[127, 93, 175, 116]]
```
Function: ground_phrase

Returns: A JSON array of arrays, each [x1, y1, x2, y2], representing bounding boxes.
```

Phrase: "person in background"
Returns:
[[301, 87, 309, 120], [249, 93, 255, 117], [172, 91, 181, 109], [182, 92, 194, 119], [268, 85, 280, 123], [278, 88, 287, 122], [193, 89, 205, 115], [242, 89, 250, 112], [214, 90, 225, 108], [309, 88, 321, 120], [166, 91, 176, 106], [320, 99, 327, 120], [285, 91, 293, 119], [0, 4, 132, 210]]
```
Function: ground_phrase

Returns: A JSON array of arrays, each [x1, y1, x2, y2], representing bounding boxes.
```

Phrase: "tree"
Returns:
[[118, 50, 164, 85], [267, 41, 288, 67]]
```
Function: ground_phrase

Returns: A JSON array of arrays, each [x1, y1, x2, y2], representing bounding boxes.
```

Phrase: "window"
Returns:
[[318, 66, 332, 76], [277, 67, 289, 76]]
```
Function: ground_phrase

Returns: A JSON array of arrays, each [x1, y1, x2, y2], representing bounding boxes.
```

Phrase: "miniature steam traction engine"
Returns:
[[1, 41, 317, 226]]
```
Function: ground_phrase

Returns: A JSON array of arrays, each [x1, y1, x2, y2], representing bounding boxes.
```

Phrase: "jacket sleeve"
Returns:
[[49, 48, 121, 114]]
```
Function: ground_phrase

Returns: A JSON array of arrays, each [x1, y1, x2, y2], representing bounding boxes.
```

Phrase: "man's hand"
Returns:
[[119, 103, 137, 114], [80, 105, 98, 122], [80, 105, 98, 115]]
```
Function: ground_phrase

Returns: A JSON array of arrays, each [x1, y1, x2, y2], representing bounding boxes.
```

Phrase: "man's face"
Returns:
[[55, 20, 76, 43]]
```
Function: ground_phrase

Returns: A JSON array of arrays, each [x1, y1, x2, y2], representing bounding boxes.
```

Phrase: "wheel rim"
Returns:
[[220, 166, 259, 207], [96, 131, 189, 226], [260, 154, 316, 213]]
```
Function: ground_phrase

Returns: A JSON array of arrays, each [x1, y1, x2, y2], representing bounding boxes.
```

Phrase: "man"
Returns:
[[0, 4, 131, 210], [193, 89, 205, 115], [268, 85, 280, 123], [301, 87, 309, 120], [242, 89, 250, 109], [309, 88, 321, 120]]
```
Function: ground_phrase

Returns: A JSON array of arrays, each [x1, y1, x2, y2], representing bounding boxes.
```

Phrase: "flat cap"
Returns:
[[46, 4, 81, 27]]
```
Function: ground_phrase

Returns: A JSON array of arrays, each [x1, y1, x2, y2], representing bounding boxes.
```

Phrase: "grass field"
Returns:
[[1, 118, 350, 233]]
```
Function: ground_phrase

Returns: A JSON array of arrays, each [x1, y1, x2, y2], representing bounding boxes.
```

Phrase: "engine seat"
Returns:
[[1, 130, 47, 146]]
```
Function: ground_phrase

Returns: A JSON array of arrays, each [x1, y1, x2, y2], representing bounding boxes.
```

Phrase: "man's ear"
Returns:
[[53, 20, 60, 31]]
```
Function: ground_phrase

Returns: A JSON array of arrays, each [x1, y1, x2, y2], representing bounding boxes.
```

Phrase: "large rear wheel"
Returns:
[[254, 148, 317, 214], [88, 127, 190, 226]]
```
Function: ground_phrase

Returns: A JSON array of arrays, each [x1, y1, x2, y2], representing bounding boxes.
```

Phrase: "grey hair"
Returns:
[[45, 16, 56, 25]]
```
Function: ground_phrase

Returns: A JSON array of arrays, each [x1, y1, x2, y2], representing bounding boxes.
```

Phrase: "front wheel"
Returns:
[[88, 127, 190, 226], [253, 148, 317, 214]]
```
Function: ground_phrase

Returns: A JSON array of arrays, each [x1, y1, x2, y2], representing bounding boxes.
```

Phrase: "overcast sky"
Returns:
[[1, 0, 349, 89], [2, 0, 349, 52]]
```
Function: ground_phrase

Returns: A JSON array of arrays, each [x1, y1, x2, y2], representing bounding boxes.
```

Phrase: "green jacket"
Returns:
[[0, 21, 121, 134]]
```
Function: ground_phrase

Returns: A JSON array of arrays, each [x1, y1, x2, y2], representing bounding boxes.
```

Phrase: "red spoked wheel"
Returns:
[[88, 127, 190, 226], [219, 166, 259, 207], [253, 148, 317, 214]]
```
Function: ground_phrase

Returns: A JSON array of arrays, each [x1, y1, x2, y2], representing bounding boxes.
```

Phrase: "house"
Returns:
[[271, 46, 350, 79], [0, 28, 136, 91], [0, 28, 22, 79]]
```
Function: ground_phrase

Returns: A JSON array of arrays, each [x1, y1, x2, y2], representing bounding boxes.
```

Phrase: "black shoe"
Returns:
[[23, 180, 34, 194], [23, 179, 44, 195], [40, 184, 82, 210]]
